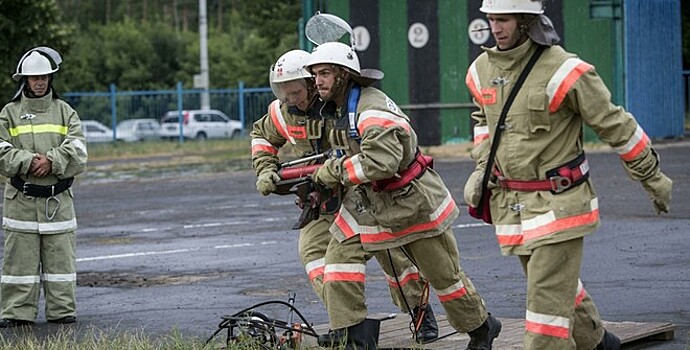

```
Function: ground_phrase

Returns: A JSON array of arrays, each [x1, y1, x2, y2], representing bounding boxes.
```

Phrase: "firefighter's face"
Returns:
[[487, 14, 521, 50], [27, 75, 49, 97], [281, 80, 310, 111], [312, 64, 338, 101]]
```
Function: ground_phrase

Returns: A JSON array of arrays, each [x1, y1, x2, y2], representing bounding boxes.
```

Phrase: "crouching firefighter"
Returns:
[[305, 42, 502, 350], [250, 49, 439, 345]]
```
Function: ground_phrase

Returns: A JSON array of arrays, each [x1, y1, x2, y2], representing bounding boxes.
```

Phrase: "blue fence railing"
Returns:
[[683, 70, 690, 119], [63, 82, 273, 142]]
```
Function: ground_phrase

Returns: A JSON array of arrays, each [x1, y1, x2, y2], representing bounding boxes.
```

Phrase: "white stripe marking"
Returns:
[[77, 241, 277, 262]]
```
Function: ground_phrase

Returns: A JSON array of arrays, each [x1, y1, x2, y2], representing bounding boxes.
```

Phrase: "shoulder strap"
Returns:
[[346, 84, 362, 142], [475, 45, 546, 213]]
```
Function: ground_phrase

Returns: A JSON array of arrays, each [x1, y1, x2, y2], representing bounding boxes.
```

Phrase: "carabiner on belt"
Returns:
[[46, 196, 61, 221]]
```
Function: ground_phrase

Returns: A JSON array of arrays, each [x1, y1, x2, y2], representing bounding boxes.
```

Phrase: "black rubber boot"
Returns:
[[0, 318, 33, 328], [466, 314, 502, 350], [317, 319, 380, 349], [413, 304, 439, 343], [318, 328, 347, 348], [596, 330, 621, 350]]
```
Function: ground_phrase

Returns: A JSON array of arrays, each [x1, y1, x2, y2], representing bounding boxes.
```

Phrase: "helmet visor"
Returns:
[[270, 79, 309, 107]]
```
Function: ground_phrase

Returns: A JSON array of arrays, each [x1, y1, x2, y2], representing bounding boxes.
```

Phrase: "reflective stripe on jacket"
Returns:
[[0, 91, 87, 234], [329, 86, 459, 251]]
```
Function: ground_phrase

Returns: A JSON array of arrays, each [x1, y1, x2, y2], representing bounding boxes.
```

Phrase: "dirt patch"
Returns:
[[78, 271, 234, 288]]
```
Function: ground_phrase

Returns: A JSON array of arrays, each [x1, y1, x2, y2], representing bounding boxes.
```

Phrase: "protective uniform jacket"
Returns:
[[251, 98, 336, 175], [465, 39, 662, 255], [319, 84, 459, 252], [0, 91, 87, 234]]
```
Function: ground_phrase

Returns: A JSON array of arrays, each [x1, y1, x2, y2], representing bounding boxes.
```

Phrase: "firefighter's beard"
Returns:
[[322, 75, 347, 103]]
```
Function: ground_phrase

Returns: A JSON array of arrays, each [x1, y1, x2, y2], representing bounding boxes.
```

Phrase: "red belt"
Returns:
[[372, 151, 433, 192], [495, 153, 589, 194]]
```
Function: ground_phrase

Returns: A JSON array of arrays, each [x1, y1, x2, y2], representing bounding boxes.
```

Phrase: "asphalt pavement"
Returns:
[[0, 140, 688, 349]]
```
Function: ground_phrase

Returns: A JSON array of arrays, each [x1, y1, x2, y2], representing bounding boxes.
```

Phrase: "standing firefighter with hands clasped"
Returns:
[[306, 42, 501, 350], [0, 47, 87, 327], [250, 49, 439, 345], [463, 0, 672, 349]]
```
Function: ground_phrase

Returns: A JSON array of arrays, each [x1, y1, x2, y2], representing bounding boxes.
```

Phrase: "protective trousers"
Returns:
[[299, 215, 426, 312], [1, 230, 76, 321], [323, 227, 488, 332], [519, 238, 605, 350]]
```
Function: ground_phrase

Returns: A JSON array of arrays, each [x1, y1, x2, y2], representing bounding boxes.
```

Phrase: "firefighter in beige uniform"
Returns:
[[306, 42, 502, 350], [0, 48, 87, 327], [250, 50, 438, 343], [463, 1, 672, 349]]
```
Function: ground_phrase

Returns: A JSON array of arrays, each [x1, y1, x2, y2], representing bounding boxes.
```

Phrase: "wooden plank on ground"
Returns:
[[303, 314, 675, 349]]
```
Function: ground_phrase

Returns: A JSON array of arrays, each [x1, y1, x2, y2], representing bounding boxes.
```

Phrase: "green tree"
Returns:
[[63, 21, 195, 91], [0, 0, 73, 101]]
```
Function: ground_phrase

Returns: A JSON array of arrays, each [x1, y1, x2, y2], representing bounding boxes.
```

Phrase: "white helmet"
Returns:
[[13, 51, 59, 81], [307, 42, 361, 74], [480, 0, 544, 14], [269, 50, 312, 104], [269, 50, 311, 84]]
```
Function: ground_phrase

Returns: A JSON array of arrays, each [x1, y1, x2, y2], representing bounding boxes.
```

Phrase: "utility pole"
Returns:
[[196, 0, 210, 110]]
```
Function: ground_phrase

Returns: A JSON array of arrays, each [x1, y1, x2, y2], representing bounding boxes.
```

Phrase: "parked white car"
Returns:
[[81, 120, 113, 143], [116, 118, 161, 142], [159, 110, 242, 140]]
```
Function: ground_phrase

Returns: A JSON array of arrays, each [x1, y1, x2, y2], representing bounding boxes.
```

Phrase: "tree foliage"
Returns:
[[0, 0, 301, 99], [1, 0, 688, 101], [0, 0, 73, 101]]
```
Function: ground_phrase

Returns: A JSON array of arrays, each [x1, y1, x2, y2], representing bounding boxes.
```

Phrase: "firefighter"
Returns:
[[463, 1, 673, 349], [305, 42, 501, 350], [0, 47, 87, 327], [250, 49, 439, 344]]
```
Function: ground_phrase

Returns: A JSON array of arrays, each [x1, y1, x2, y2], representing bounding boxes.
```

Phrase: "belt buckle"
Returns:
[[549, 176, 572, 193], [22, 182, 34, 198]]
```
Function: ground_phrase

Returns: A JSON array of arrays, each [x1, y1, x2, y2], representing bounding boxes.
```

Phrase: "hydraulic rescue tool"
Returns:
[[206, 294, 319, 349], [273, 152, 341, 230]]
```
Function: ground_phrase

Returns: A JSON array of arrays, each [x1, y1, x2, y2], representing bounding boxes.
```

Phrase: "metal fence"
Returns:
[[63, 82, 274, 141], [683, 70, 690, 120]]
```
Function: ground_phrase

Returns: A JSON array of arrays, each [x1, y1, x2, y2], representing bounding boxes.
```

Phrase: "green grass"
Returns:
[[0, 327, 216, 350], [87, 138, 251, 163], [0, 325, 330, 350]]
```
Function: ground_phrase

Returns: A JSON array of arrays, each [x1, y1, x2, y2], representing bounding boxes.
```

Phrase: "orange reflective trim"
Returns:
[[437, 281, 468, 302], [251, 144, 278, 155], [523, 209, 599, 242], [438, 287, 468, 302], [287, 125, 307, 139], [251, 138, 279, 155], [548, 61, 593, 113], [466, 65, 484, 106], [525, 320, 570, 339], [269, 100, 292, 143], [334, 212, 358, 240], [575, 286, 586, 307], [358, 117, 410, 134], [496, 234, 524, 246], [620, 132, 649, 161], [308, 267, 324, 281], [343, 155, 367, 185], [386, 272, 420, 288], [358, 198, 456, 244], [324, 271, 366, 283], [480, 88, 496, 105]]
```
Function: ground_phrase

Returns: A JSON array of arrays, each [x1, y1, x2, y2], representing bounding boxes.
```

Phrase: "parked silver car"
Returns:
[[116, 118, 161, 142], [159, 110, 242, 140], [81, 120, 113, 143]]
